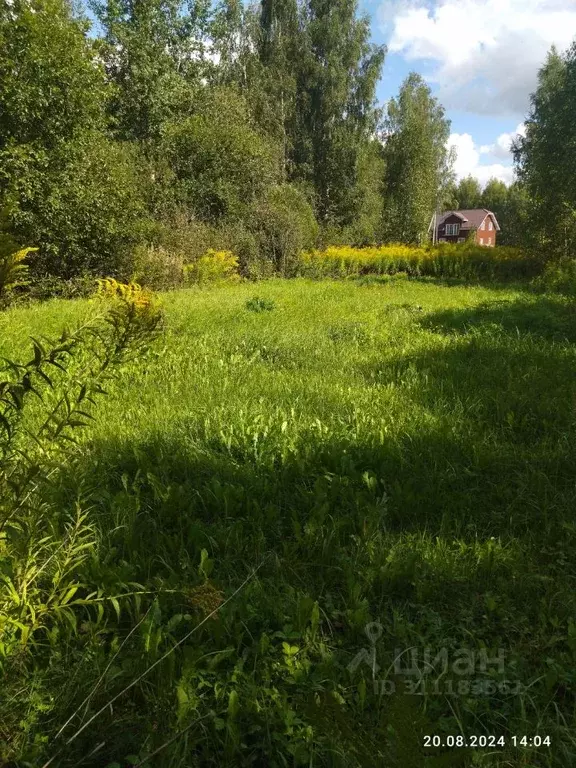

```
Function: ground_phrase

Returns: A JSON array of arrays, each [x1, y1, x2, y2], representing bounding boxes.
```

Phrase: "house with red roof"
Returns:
[[429, 209, 501, 247]]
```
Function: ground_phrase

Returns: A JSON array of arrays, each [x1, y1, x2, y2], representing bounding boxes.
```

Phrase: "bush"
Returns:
[[533, 257, 576, 295], [0, 246, 36, 305], [160, 87, 281, 222], [131, 245, 185, 290], [184, 249, 240, 286], [4, 133, 151, 280], [142, 216, 212, 262], [139, 185, 318, 285], [141, 216, 266, 280], [21, 274, 97, 302], [218, 221, 264, 280], [249, 185, 319, 277]]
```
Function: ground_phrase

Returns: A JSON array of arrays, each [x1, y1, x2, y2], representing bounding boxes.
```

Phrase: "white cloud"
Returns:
[[384, 0, 576, 116], [448, 132, 516, 186], [479, 123, 526, 160]]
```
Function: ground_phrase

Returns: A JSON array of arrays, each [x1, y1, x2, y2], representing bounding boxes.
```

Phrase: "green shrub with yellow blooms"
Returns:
[[95, 278, 161, 320], [0, 247, 38, 304], [184, 249, 240, 286], [298, 242, 540, 281]]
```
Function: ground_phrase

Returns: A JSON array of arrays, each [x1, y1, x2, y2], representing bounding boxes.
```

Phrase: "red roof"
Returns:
[[438, 209, 501, 231]]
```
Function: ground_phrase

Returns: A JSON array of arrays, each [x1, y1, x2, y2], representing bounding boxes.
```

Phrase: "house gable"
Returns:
[[483, 212, 500, 231], [437, 214, 466, 240]]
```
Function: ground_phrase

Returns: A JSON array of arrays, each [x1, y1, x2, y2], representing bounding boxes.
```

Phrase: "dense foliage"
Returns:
[[2, 0, 574, 287], [452, 175, 483, 210], [298, 243, 540, 281], [0, 0, 393, 284], [2, 3, 576, 763], [382, 73, 454, 245], [514, 43, 576, 259]]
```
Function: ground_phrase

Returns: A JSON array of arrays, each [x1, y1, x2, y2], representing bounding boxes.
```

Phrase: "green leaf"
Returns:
[[111, 597, 121, 621], [227, 689, 239, 719], [310, 601, 320, 635], [199, 548, 214, 579], [60, 585, 79, 605]]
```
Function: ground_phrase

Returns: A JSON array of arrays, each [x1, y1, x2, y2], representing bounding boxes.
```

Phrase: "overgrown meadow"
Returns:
[[1, 275, 576, 766]]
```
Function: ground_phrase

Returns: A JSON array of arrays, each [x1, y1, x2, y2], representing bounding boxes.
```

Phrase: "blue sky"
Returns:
[[360, 0, 576, 186]]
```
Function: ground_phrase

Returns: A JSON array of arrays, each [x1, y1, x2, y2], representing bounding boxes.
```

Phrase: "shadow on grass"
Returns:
[[419, 295, 576, 343], [48, 408, 576, 765], [358, 295, 576, 533], [56, 290, 576, 595], [352, 274, 540, 293]]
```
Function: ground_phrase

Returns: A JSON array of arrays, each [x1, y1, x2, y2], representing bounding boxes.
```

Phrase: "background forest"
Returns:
[[1, 0, 576, 295]]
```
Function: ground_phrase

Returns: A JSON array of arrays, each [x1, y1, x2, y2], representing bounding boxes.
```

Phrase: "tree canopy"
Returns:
[[382, 73, 454, 244], [1, 0, 570, 282], [514, 44, 576, 256]]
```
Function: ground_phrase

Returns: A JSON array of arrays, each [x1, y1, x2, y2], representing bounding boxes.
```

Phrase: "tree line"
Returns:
[[0, 0, 574, 288]]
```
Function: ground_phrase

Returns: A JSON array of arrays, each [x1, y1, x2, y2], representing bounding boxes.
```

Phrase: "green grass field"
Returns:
[[1, 276, 576, 767]]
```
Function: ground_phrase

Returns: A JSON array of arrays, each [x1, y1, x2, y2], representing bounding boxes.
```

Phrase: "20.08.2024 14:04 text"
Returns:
[[423, 735, 552, 749]]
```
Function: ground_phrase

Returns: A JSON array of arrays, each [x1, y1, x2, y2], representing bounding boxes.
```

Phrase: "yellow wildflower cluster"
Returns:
[[0, 246, 37, 299], [299, 244, 424, 274], [95, 278, 158, 314], [298, 243, 532, 280], [184, 249, 240, 285]]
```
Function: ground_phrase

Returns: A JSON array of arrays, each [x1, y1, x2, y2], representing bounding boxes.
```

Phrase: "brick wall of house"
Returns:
[[474, 215, 497, 247]]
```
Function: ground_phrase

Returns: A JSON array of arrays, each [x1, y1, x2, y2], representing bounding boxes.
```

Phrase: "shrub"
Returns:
[[0, 246, 36, 305], [143, 217, 265, 280], [160, 87, 281, 222], [533, 257, 576, 295], [297, 242, 541, 281], [145, 216, 215, 263], [4, 134, 151, 280], [184, 249, 240, 286], [218, 221, 264, 280], [131, 244, 185, 290], [23, 274, 97, 302], [249, 185, 319, 277]]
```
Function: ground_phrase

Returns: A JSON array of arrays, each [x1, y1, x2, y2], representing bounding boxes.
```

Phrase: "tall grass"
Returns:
[[0, 285, 163, 764], [0, 278, 575, 766], [298, 242, 542, 281]]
